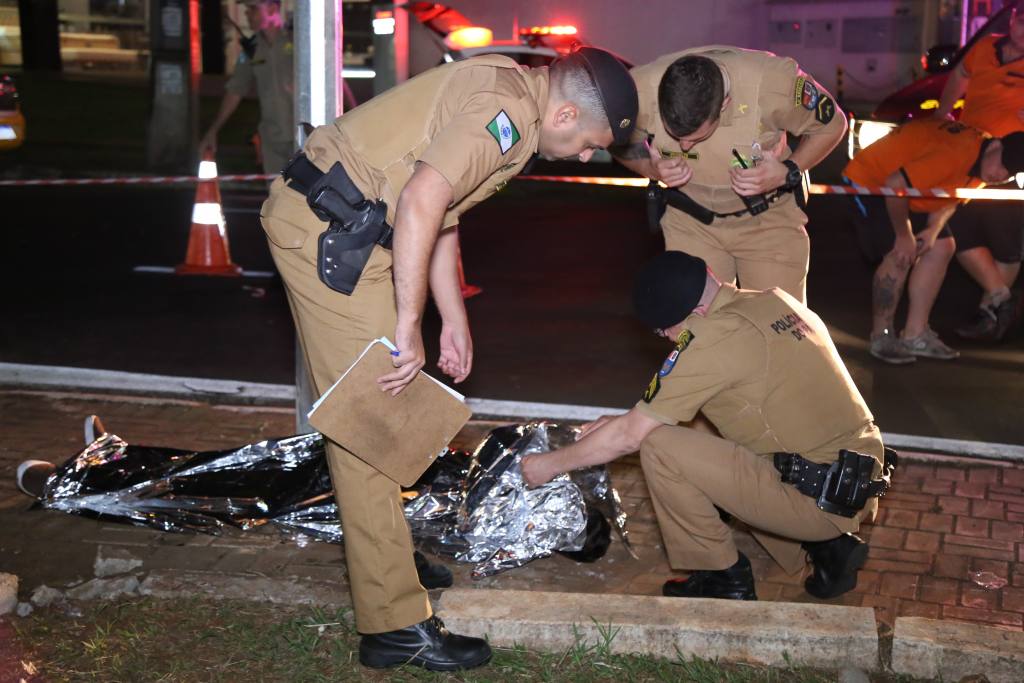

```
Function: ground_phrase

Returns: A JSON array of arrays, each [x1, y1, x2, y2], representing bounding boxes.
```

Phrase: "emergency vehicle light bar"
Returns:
[[445, 26, 494, 49], [520, 25, 578, 36]]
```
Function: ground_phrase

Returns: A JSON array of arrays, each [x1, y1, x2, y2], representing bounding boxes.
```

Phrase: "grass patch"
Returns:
[[12, 595, 914, 682]]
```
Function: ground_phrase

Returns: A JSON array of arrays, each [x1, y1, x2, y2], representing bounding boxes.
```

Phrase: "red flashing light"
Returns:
[[521, 25, 578, 37]]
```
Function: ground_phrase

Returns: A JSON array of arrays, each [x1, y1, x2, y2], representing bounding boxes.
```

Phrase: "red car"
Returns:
[[849, 0, 1020, 156]]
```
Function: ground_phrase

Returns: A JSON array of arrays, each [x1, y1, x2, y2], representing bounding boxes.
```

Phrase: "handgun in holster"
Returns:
[[775, 447, 896, 518], [646, 180, 717, 228], [304, 162, 393, 296]]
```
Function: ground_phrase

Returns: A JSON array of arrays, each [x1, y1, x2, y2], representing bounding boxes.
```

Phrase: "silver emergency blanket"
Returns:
[[39, 422, 631, 577]]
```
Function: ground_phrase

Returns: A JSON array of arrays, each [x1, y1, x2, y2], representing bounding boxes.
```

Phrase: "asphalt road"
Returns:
[[1, 179, 1022, 445]]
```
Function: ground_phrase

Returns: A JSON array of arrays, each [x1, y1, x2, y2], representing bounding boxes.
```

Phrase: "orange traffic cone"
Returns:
[[176, 153, 242, 276], [456, 230, 481, 299]]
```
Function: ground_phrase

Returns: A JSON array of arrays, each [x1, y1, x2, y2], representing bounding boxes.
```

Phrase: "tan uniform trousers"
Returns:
[[640, 425, 863, 575], [661, 194, 810, 304], [263, 184, 430, 634]]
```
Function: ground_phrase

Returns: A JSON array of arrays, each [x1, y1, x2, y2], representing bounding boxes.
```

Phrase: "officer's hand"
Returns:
[[377, 325, 426, 395], [520, 454, 556, 488], [891, 232, 918, 269], [649, 145, 693, 188], [438, 320, 473, 383], [577, 415, 615, 440], [729, 151, 787, 196]]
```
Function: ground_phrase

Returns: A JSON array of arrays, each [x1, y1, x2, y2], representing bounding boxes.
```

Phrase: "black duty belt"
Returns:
[[280, 152, 393, 295], [773, 447, 898, 518], [646, 181, 794, 230]]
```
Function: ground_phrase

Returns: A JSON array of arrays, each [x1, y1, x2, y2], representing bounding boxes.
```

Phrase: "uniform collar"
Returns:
[[716, 61, 735, 127], [521, 67, 550, 125], [704, 281, 739, 317]]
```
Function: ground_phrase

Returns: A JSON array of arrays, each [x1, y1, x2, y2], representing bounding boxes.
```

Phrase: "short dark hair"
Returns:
[[658, 56, 725, 138]]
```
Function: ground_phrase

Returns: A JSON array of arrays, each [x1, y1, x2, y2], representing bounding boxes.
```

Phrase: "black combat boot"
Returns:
[[662, 552, 757, 600], [414, 550, 453, 589], [359, 616, 492, 671], [802, 533, 869, 599]]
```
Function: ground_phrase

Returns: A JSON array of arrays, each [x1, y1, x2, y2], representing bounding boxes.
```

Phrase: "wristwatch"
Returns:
[[782, 159, 802, 190]]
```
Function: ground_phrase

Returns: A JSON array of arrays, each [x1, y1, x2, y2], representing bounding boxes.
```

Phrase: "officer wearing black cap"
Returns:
[[522, 252, 894, 602], [261, 49, 636, 671]]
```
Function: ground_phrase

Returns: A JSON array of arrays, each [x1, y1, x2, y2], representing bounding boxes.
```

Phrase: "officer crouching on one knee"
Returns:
[[522, 251, 896, 600]]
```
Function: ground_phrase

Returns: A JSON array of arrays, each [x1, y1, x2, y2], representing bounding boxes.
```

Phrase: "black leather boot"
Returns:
[[359, 616, 492, 670], [803, 533, 869, 599], [415, 550, 453, 589], [662, 552, 757, 600]]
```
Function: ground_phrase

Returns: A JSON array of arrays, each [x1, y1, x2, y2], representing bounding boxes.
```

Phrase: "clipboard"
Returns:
[[308, 338, 472, 486]]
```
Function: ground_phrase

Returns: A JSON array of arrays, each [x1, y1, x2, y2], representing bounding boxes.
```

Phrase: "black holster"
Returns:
[[283, 154, 393, 296], [645, 179, 794, 230], [774, 447, 897, 518]]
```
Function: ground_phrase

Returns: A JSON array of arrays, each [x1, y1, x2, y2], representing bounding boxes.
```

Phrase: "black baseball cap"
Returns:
[[633, 251, 708, 330], [1001, 131, 1024, 175], [572, 47, 638, 146]]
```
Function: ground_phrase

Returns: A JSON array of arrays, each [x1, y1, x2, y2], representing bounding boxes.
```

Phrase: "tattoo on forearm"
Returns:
[[616, 142, 651, 160]]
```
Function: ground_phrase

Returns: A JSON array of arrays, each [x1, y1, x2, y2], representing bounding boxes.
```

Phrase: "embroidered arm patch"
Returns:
[[486, 110, 521, 155], [641, 330, 694, 403]]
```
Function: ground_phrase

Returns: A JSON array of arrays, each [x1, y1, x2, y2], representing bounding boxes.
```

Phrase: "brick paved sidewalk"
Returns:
[[2, 388, 1023, 635]]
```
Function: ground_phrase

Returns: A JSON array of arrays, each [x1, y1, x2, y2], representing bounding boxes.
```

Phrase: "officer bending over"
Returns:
[[261, 49, 637, 671], [616, 48, 846, 303], [522, 252, 894, 601]]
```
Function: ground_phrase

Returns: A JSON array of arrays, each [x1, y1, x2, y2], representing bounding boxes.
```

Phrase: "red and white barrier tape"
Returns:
[[0, 173, 275, 187], [3, 172, 1023, 200], [517, 175, 1024, 200]]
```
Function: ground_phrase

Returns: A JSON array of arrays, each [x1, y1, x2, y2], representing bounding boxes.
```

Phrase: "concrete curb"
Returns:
[[891, 617, 1024, 682], [3, 362, 1023, 462], [138, 569, 351, 609], [436, 588, 880, 671]]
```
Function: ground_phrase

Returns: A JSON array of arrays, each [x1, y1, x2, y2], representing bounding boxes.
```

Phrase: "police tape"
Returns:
[[517, 175, 1024, 200], [3, 172, 1024, 200], [0, 173, 276, 187]]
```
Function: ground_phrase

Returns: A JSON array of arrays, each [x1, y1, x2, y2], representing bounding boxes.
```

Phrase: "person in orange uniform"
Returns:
[[936, 4, 1024, 340], [260, 48, 637, 671], [615, 48, 847, 304], [843, 119, 1024, 363], [522, 251, 895, 602]]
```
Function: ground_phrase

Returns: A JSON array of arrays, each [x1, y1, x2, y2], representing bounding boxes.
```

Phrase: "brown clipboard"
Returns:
[[307, 339, 472, 486]]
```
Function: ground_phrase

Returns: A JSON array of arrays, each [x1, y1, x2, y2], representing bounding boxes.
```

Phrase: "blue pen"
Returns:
[[390, 350, 400, 357]]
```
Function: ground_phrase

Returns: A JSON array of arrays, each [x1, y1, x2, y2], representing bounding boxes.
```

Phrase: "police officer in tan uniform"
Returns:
[[260, 48, 637, 670], [615, 48, 847, 303], [199, 0, 294, 174], [522, 251, 895, 601]]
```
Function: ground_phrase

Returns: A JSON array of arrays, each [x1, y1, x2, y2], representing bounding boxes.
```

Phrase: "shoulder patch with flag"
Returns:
[[486, 110, 521, 155]]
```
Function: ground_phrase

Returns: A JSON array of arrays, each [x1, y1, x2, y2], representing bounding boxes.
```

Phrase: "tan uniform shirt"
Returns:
[[300, 55, 546, 229], [629, 46, 844, 213], [636, 284, 883, 466], [226, 31, 295, 149]]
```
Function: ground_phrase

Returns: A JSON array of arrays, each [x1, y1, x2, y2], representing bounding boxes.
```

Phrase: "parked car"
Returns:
[[848, 0, 1020, 156], [0, 74, 25, 150]]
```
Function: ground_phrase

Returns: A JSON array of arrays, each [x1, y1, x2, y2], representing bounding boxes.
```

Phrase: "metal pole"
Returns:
[[292, 0, 343, 432]]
